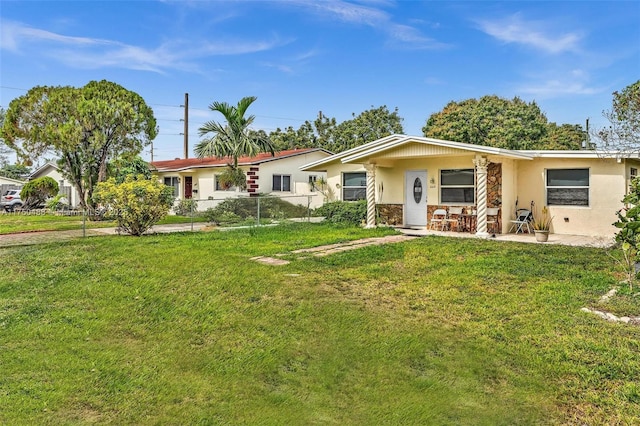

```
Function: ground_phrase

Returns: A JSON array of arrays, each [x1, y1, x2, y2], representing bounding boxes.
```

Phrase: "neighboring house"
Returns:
[[0, 175, 26, 195], [29, 162, 81, 207], [301, 134, 640, 238], [151, 148, 332, 209]]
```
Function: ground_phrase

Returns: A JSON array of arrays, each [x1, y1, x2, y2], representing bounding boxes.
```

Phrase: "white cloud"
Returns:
[[1, 19, 114, 51], [476, 13, 582, 54], [516, 70, 603, 98], [288, 0, 445, 49], [1, 19, 285, 73]]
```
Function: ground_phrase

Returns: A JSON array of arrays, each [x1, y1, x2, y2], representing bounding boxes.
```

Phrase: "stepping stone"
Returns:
[[250, 256, 290, 266]]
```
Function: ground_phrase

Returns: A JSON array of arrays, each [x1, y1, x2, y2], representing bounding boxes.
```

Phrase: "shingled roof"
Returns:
[[151, 148, 331, 172]]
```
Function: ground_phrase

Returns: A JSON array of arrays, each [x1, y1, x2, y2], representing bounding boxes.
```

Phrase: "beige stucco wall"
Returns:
[[157, 151, 330, 210], [515, 157, 625, 237], [323, 163, 367, 202], [256, 152, 327, 208], [374, 155, 480, 206]]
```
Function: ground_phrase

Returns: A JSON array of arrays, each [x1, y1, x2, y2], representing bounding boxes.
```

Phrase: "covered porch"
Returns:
[[341, 137, 533, 237]]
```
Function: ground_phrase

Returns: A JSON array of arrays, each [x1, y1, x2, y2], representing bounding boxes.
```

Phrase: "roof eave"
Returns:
[[341, 136, 534, 163]]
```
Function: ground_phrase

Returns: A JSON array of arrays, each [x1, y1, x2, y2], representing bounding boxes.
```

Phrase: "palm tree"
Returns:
[[195, 96, 275, 189]]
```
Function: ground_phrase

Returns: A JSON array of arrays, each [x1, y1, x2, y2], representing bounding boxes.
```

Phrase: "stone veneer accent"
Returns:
[[376, 204, 403, 225], [487, 162, 502, 209], [246, 166, 260, 197]]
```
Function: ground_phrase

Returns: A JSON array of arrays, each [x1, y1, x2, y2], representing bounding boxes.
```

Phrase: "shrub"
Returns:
[[93, 176, 174, 236], [203, 196, 309, 225], [20, 177, 59, 210], [173, 199, 198, 216], [46, 194, 69, 211], [314, 200, 367, 225]]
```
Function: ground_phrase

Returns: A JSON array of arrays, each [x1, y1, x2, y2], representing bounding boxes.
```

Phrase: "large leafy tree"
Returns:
[[1, 80, 157, 211], [269, 105, 403, 153], [539, 123, 586, 150], [0, 107, 12, 168], [0, 164, 30, 180], [592, 80, 640, 153], [109, 155, 153, 184], [332, 106, 404, 152], [422, 95, 581, 150], [195, 96, 275, 188]]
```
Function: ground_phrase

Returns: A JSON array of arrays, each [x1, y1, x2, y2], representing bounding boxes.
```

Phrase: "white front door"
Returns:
[[405, 170, 427, 226]]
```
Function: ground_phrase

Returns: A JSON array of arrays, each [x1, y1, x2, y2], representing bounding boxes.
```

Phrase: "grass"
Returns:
[[1, 223, 638, 424], [0, 213, 208, 235]]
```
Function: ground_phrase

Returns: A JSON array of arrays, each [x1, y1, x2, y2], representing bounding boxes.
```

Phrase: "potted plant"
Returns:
[[531, 205, 553, 242]]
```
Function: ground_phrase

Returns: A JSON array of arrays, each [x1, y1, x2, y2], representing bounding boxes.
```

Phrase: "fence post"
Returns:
[[82, 208, 86, 238], [307, 195, 312, 222], [256, 196, 261, 227], [191, 199, 194, 232]]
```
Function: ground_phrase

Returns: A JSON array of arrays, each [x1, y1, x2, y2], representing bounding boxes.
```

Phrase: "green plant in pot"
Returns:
[[532, 205, 553, 242]]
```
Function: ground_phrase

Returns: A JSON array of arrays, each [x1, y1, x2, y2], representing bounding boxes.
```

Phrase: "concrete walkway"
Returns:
[[394, 226, 614, 248]]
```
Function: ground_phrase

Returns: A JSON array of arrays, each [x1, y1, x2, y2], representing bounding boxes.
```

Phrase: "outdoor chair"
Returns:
[[486, 207, 500, 234], [444, 206, 464, 231], [509, 209, 532, 234], [429, 208, 447, 230]]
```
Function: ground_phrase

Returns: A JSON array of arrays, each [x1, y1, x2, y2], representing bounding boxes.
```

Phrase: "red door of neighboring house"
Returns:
[[184, 176, 193, 199]]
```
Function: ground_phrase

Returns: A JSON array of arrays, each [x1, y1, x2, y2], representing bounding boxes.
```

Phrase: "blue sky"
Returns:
[[1, 1, 639, 161]]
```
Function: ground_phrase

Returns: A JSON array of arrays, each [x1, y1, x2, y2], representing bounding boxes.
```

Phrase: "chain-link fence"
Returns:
[[170, 193, 320, 227], [0, 193, 325, 247]]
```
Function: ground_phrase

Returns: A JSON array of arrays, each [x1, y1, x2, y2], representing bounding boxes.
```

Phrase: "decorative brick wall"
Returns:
[[246, 166, 260, 197], [487, 162, 502, 208], [376, 204, 403, 225]]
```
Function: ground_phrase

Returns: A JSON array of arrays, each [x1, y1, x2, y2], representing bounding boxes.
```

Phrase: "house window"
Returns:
[[215, 175, 235, 191], [272, 174, 291, 192], [309, 175, 317, 192], [343, 172, 366, 201], [440, 169, 475, 204], [546, 168, 589, 206], [631, 168, 637, 178], [163, 177, 179, 197]]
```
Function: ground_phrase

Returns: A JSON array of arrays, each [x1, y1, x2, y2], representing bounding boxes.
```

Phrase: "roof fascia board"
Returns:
[[342, 136, 534, 163], [299, 134, 404, 170], [523, 150, 640, 159]]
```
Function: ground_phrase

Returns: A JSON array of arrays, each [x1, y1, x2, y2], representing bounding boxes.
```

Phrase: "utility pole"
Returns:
[[183, 93, 189, 159]]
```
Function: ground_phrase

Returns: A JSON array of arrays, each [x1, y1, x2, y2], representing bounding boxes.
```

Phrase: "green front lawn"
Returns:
[[0, 213, 208, 234], [0, 223, 638, 424]]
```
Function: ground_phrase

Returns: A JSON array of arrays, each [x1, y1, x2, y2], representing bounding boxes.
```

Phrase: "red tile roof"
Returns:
[[151, 148, 330, 172]]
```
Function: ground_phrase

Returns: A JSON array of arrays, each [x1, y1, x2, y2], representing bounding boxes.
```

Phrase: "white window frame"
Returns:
[[440, 169, 475, 205], [342, 172, 366, 201], [546, 168, 590, 207], [215, 175, 236, 191], [163, 176, 179, 197], [308, 175, 317, 192], [272, 174, 291, 192]]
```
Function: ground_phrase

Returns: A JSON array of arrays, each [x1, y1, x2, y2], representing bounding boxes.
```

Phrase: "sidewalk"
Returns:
[[0, 223, 208, 248]]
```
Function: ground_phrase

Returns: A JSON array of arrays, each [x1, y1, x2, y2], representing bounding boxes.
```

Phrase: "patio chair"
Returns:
[[509, 209, 532, 234], [486, 207, 500, 234], [429, 208, 447, 230], [444, 206, 464, 231]]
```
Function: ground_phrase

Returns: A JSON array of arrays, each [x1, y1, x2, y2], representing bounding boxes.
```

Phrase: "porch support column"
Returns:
[[473, 156, 490, 237], [365, 163, 377, 228]]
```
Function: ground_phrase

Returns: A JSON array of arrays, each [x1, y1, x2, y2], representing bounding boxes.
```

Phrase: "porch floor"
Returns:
[[394, 227, 614, 249]]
